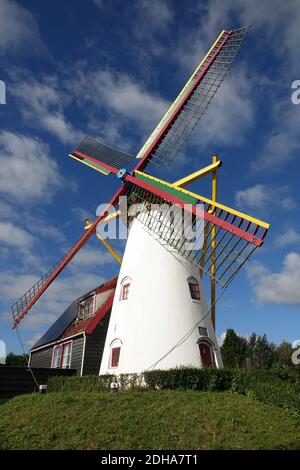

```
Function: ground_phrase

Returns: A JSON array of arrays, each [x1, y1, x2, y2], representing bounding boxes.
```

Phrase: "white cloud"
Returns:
[[0, 222, 33, 248], [71, 206, 95, 225], [173, 0, 300, 168], [0, 131, 64, 203], [235, 184, 296, 212], [0, 0, 46, 56], [12, 78, 80, 144], [217, 331, 227, 347], [66, 67, 169, 138], [133, 0, 174, 40], [72, 245, 116, 268], [176, 0, 300, 72], [0, 272, 40, 303], [251, 96, 300, 172], [191, 67, 254, 148], [0, 268, 107, 331], [26, 332, 45, 347], [217, 330, 250, 347], [274, 229, 300, 248], [92, 0, 104, 7], [247, 252, 300, 305]]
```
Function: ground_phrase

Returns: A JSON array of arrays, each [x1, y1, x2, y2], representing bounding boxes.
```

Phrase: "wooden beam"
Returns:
[[173, 160, 222, 188], [96, 233, 122, 265], [210, 154, 218, 331]]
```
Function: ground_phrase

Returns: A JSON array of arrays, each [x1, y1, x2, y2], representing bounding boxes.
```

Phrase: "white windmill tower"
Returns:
[[11, 27, 269, 375]]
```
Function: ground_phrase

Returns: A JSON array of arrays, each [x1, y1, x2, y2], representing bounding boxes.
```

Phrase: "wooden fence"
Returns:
[[0, 366, 75, 403]]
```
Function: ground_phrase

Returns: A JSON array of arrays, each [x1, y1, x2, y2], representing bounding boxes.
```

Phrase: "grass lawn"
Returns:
[[0, 390, 299, 450]]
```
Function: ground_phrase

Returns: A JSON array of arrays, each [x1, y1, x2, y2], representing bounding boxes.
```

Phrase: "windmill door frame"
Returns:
[[198, 339, 215, 367]]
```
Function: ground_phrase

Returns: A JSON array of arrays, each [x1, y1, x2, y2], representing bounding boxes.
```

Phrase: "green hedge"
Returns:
[[47, 373, 144, 392], [48, 368, 234, 393], [48, 367, 299, 393], [249, 382, 300, 418], [47, 374, 117, 393], [144, 367, 233, 391], [47, 367, 300, 417], [230, 368, 300, 417]]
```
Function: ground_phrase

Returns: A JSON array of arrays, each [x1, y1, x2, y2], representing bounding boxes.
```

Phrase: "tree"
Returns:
[[221, 329, 248, 368], [5, 353, 27, 367], [248, 333, 276, 369], [274, 341, 293, 368]]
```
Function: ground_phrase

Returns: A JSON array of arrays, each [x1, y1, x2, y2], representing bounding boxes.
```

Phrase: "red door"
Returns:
[[199, 342, 214, 367]]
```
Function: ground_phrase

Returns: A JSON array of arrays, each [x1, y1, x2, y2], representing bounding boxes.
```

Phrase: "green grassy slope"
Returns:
[[0, 390, 300, 450]]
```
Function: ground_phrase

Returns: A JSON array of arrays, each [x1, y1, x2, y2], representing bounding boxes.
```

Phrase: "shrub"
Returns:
[[47, 367, 300, 419], [48, 368, 234, 393], [143, 367, 233, 391], [248, 382, 300, 418], [230, 368, 300, 417], [47, 374, 117, 393]]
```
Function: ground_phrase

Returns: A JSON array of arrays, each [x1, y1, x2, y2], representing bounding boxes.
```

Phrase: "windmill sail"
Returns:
[[11, 27, 255, 328], [70, 136, 135, 175], [124, 171, 269, 288], [136, 27, 249, 169], [11, 184, 126, 328]]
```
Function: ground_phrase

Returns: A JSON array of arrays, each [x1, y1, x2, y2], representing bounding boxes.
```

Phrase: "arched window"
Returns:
[[188, 276, 201, 300], [109, 339, 122, 369], [120, 277, 131, 301]]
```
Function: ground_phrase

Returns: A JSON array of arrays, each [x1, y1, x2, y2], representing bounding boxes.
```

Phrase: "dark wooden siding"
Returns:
[[70, 335, 84, 375], [30, 335, 84, 375], [30, 346, 53, 368], [0, 366, 75, 402], [82, 310, 111, 375]]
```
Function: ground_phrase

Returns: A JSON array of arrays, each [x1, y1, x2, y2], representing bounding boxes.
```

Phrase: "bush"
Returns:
[[143, 367, 233, 391], [47, 374, 117, 393], [47, 367, 300, 419], [48, 368, 234, 393], [230, 368, 300, 417]]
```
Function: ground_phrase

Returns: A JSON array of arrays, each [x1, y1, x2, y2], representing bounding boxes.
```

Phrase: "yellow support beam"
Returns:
[[96, 233, 122, 265], [210, 155, 218, 331], [135, 170, 270, 230], [100, 210, 121, 225], [84, 217, 122, 265], [174, 160, 222, 188]]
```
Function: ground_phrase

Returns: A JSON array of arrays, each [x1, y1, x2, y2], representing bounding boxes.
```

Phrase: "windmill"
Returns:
[[11, 27, 269, 373]]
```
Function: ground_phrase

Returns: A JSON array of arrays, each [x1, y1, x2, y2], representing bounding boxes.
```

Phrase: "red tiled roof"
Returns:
[[59, 277, 117, 340], [60, 289, 115, 339], [76, 276, 118, 302]]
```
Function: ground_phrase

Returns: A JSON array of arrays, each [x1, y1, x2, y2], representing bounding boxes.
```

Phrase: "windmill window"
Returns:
[[110, 347, 121, 368], [121, 282, 130, 301], [78, 294, 95, 319], [188, 277, 201, 300], [198, 327, 208, 337], [51, 341, 72, 369]]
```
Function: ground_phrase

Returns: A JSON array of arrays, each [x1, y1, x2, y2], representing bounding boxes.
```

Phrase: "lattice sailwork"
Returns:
[[11, 26, 267, 331], [125, 174, 268, 289], [136, 27, 250, 168], [70, 136, 135, 175]]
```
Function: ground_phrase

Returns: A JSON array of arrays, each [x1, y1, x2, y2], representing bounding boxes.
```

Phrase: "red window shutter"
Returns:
[[111, 347, 121, 367], [121, 283, 130, 300]]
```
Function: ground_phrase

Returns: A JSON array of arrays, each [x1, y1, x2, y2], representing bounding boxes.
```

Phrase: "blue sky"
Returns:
[[0, 0, 300, 354]]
